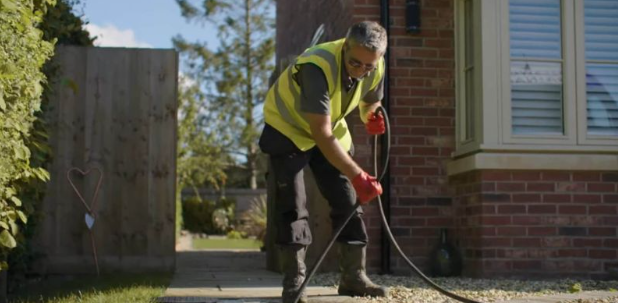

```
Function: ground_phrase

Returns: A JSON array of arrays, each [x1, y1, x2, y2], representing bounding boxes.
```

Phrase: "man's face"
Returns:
[[343, 41, 382, 79]]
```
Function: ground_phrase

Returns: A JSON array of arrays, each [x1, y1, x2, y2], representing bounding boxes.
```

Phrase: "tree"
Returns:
[[176, 72, 230, 193], [174, 0, 275, 189], [38, 0, 94, 46]]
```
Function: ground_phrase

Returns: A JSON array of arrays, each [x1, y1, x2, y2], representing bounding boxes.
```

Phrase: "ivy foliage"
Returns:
[[0, 0, 57, 270], [4, 2, 93, 286], [8, 3, 93, 288]]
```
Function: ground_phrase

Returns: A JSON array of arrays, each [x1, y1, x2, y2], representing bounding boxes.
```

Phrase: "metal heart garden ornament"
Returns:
[[67, 166, 104, 275], [67, 167, 103, 225], [85, 213, 95, 230]]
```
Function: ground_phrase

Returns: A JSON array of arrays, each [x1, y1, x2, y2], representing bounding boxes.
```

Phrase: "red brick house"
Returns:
[[273, 0, 618, 279]]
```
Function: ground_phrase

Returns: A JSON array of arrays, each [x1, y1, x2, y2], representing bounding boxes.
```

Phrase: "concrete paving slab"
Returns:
[[158, 293, 354, 303], [162, 240, 617, 303], [161, 249, 341, 303]]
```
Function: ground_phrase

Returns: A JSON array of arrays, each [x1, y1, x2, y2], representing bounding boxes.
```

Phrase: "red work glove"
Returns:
[[365, 112, 385, 135], [351, 171, 383, 205]]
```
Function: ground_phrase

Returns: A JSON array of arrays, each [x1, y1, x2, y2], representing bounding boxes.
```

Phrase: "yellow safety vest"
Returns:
[[263, 38, 385, 152]]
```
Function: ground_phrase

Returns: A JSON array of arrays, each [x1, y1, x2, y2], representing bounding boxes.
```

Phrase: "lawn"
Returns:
[[9, 273, 172, 303], [192, 238, 262, 250]]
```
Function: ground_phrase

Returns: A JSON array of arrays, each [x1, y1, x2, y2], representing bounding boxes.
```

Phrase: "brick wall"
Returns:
[[276, 0, 354, 63], [274, 0, 395, 273], [273, 0, 356, 273], [349, 0, 457, 274], [452, 171, 618, 279], [275, 0, 618, 279]]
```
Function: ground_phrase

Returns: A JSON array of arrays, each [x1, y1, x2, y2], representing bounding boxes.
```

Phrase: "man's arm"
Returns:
[[305, 113, 362, 180], [359, 74, 385, 123], [359, 100, 382, 124]]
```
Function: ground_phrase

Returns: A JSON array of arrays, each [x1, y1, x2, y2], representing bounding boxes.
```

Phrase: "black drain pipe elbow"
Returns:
[[379, 0, 392, 275]]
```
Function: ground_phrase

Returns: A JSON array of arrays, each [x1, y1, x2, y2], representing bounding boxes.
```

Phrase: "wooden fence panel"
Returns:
[[34, 46, 178, 274]]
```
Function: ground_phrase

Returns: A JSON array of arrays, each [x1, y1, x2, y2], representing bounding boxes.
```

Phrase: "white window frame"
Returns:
[[455, 0, 483, 156], [574, 0, 618, 146], [454, 0, 618, 158], [499, 0, 578, 146]]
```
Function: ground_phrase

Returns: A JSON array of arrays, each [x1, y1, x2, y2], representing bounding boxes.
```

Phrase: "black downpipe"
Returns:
[[379, 0, 392, 275]]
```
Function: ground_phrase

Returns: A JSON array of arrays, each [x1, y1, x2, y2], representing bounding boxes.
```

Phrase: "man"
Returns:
[[259, 21, 389, 303]]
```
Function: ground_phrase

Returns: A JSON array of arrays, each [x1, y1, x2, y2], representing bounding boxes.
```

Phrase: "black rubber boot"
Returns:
[[281, 245, 308, 303], [338, 244, 389, 298]]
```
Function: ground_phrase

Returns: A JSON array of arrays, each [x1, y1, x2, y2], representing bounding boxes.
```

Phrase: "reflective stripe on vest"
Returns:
[[264, 38, 384, 152]]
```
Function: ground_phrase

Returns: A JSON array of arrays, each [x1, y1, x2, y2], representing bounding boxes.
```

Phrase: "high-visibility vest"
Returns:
[[263, 38, 385, 152]]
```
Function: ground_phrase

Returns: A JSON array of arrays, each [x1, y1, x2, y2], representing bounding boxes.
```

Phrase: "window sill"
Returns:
[[452, 142, 618, 159], [447, 151, 618, 176]]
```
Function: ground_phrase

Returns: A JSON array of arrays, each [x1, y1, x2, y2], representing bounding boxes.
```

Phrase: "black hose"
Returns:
[[379, 0, 392, 274], [292, 106, 482, 303]]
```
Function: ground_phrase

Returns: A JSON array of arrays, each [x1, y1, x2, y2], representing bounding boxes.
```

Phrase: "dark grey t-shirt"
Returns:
[[296, 63, 384, 115]]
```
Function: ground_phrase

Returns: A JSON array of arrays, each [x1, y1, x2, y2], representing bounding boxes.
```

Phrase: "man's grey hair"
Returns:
[[345, 21, 388, 54]]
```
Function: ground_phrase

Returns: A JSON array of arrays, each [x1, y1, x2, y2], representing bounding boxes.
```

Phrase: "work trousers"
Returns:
[[259, 124, 368, 246]]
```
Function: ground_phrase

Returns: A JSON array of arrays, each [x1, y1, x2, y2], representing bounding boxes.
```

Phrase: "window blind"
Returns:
[[509, 0, 564, 135], [584, 0, 618, 136]]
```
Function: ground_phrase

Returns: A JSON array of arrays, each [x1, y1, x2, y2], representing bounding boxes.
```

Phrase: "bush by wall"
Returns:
[[181, 196, 236, 235], [1, 2, 93, 289], [0, 0, 56, 270]]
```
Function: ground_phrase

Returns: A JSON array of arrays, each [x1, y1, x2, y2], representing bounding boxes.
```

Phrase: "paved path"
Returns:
[[159, 245, 346, 303], [160, 236, 617, 303]]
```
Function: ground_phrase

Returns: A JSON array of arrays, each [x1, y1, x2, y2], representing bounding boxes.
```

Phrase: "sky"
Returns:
[[79, 0, 271, 132], [79, 0, 219, 50]]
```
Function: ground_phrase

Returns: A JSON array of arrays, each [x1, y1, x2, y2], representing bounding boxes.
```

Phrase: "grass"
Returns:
[[8, 273, 172, 303], [192, 238, 262, 250]]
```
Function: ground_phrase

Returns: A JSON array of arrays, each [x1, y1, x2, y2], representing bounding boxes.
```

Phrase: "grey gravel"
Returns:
[[311, 273, 618, 303], [559, 297, 618, 303]]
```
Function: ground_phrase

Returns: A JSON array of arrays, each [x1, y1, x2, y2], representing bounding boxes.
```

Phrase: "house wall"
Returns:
[[274, 0, 457, 274], [452, 170, 618, 279], [276, 0, 354, 62], [274, 0, 617, 279], [348, 0, 458, 274], [272, 0, 356, 273]]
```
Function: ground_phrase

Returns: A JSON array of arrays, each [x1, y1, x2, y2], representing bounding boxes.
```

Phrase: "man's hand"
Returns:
[[351, 171, 383, 204], [365, 112, 385, 135]]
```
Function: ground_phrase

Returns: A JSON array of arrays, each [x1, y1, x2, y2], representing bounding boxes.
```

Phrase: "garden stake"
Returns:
[[67, 167, 103, 276]]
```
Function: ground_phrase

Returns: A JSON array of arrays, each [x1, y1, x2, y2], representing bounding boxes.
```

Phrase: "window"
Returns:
[[509, 0, 564, 136], [580, 0, 618, 138], [455, 0, 478, 153], [454, 0, 618, 154], [463, 0, 475, 141]]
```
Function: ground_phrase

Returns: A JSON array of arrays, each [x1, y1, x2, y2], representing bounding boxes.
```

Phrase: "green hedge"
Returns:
[[181, 196, 236, 235], [7, 0, 93, 282], [0, 0, 56, 270]]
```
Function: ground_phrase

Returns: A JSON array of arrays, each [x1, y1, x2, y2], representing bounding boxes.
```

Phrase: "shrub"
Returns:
[[181, 196, 237, 235], [181, 196, 216, 234], [240, 195, 267, 244], [3, 1, 94, 288], [0, 0, 56, 271], [226, 230, 246, 240], [212, 208, 229, 232], [218, 197, 236, 223]]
